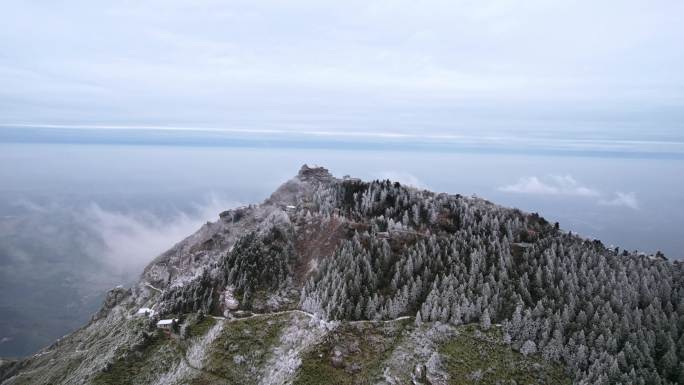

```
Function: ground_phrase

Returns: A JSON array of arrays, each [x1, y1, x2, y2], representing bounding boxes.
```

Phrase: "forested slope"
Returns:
[[1, 165, 681, 385]]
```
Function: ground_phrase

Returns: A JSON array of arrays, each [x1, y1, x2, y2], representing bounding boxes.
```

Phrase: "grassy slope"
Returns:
[[293, 319, 412, 385], [293, 321, 570, 385], [88, 314, 570, 385], [202, 314, 290, 385], [93, 316, 218, 385], [5, 311, 144, 385], [93, 327, 179, 385], [91, 313, 290, 385], [440, 324, 571, 385]]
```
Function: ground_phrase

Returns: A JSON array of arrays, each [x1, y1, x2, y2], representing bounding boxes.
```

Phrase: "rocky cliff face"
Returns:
[[1, 165, 681, 385]]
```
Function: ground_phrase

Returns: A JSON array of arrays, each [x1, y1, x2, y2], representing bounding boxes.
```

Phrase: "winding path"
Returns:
[[211, 309, 413, 324], [144, 282, 163, 293], [169, 310, 414, 385]]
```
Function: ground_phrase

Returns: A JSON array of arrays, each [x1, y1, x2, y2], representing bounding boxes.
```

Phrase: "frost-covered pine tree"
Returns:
[[521, 340, 537, 356], [480, 308, 491, 330]]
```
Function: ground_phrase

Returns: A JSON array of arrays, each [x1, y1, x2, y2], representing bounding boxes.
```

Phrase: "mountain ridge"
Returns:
[[1, 165, 681, 385]]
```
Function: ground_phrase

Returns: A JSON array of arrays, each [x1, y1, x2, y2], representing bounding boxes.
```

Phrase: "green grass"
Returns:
[[93, 329, 179, 385], [439, 324, 571, 385], [82, 314, 572, 385], [203, 314, 290, 385], [293, 319, 412, 385], [188, 316, 217, 339], [93, 315, 219, 385]]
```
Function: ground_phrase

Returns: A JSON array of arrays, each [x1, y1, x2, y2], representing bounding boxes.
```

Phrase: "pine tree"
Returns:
[[480, 308, 491, 330]]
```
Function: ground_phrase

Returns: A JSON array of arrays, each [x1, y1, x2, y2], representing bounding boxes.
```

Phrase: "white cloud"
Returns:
[[3, 195, 239, 280], [599, 192, 639, 210], [12, 198, 52, 213], [83, 195, 239, 273], [500, 175, 640, 210], [499, 175, 599, 197], [499, 176, 559, 195], [374, 171, 427, 189]]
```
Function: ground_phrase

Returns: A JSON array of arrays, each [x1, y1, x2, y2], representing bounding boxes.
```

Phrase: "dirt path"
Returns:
[[143, 282, 162, 293], [212, 310, 413, 324]]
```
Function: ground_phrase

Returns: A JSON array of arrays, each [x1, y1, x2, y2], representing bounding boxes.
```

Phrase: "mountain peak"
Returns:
[[2, 166, 680, 385], [297, 164, 334, 182]]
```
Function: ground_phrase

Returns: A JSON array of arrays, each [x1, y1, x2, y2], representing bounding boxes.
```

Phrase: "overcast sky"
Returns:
[[1, 0, 683, 140]]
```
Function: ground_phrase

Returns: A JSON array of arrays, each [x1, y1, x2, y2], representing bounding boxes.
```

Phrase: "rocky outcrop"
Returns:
[[297, 164, 333, 182], [0, 360, 20, 383], [92, 286, 131, 321]]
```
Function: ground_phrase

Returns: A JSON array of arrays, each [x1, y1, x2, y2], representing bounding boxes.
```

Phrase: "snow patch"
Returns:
[[258, 314, 336, 385], [187, 322, 224, 368], [220, 286, 240, 316], [150, 360, 193, 385], [382, 323, 454, 384]]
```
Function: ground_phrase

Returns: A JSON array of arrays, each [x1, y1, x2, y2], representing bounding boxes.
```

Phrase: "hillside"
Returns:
[[1, 165, 681, 385]]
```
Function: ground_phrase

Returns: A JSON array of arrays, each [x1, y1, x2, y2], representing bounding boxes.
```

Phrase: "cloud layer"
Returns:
[[374, 171, 427, 189], [1, 1, 683, 141], [599, 192, 639, 210], [500, 175, 638, 209], [84, 196, 239, 273], [499, 175, 599, 197], [8, 195, 239, 274]]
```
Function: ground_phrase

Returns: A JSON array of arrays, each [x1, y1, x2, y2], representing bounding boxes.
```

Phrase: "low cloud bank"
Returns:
[[10, 195, 239, 275], [374, 171, 428, 190], [499, 175, 638, 210], [83, 196, 239, 274], [499, 175, 599, 197], [599, 192, 639, 210]]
